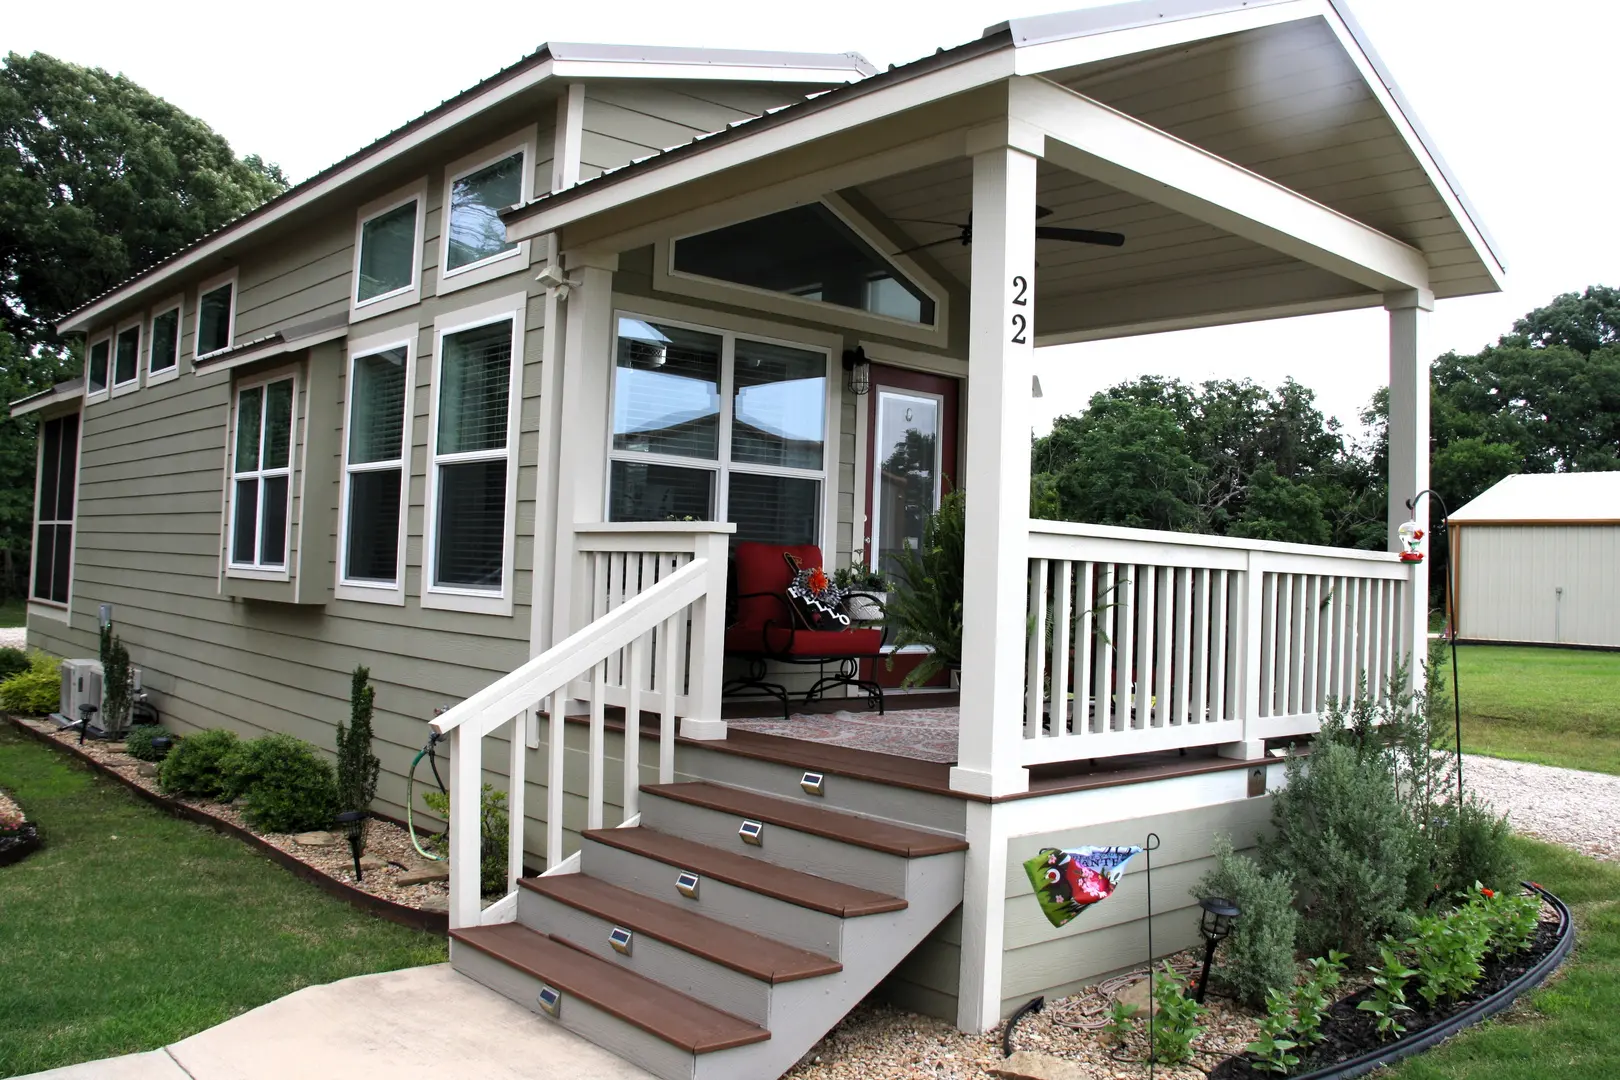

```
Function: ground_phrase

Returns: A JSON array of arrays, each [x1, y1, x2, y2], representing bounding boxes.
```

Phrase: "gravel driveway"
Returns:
[[1462, 753, 1620, 862], [0, 627, 26, 651]]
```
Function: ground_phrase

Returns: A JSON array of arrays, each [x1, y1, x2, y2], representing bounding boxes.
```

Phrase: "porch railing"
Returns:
[[429, 522, 731, 931], [1023, 522, 1415, 764]]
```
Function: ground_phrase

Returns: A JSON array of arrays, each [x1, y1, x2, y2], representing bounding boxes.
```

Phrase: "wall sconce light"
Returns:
[[1194, 895, 1240, 1003], [842, 346, 870, 396]]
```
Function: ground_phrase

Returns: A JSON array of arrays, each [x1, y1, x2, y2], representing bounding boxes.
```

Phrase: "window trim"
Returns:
[[335, 325, 418, 605], [224, 364, 299, 581], [350, 180, 428, 322], [28, 406, 82, 624], [653, 193, 951, 348], [421, 293, 526, 615], [111, 317, 143, 397], [606, 304, 838, 555], [146, 295, 184, 386], [437, 129, 536, 296], [194, 268, 239, 361], [85, 330, 112, 404]]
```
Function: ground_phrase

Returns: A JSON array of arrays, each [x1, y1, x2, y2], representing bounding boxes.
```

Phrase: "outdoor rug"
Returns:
[[726, 706, 960, 763]]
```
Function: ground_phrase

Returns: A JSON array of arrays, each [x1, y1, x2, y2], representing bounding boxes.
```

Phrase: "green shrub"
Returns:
[[423, 783, 509, 895], [159, 728, 240, 798], [1150, 962, 1207, 1065], [124, 724, 174, 762], [0, 652, 61, 715], [1432, 796, 1519, 898], [884, 489, 965, 686], [1246, 989, 1300, 1075], [221, 733, 338, 834], [336, 665, 380, 813], [0, 646, 30, 680], [1406, 902, 1489, 1008], [1357, 943, 1417, 1038], [1194, 835, 1300, 1008]]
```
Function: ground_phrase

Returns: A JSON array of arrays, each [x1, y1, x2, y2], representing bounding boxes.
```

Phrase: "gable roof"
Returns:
[[1451, 473, 1620, 525]]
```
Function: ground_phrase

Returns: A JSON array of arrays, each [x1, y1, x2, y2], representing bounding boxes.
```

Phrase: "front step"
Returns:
[[452, 781, 966, 1080]]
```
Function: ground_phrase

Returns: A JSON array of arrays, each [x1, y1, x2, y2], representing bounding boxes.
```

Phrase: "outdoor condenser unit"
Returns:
[[58, 658, 103, 728]]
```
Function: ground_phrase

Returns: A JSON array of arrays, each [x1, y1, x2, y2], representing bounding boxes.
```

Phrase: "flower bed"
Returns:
[[0, 786, 41, 867]]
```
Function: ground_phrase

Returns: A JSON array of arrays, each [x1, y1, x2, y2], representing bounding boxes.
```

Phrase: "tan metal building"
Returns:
[[1451, 473, 1620, 648]]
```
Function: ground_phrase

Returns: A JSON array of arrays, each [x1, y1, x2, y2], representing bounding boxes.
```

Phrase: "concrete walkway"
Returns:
[[21, 964, 655, 1080]]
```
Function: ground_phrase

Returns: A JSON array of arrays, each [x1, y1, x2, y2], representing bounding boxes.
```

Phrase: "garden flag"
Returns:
[[1024, 845, 1143, 928]]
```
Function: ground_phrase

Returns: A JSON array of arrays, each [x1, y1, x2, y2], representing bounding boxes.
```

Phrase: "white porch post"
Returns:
[[1386, 288, 1433, 692]]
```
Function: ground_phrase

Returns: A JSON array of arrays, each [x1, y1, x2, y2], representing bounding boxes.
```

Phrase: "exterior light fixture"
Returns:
[[1194, 895, 1240, 1003], [842, 346, 870, 396], [334, 810, 368, 882]]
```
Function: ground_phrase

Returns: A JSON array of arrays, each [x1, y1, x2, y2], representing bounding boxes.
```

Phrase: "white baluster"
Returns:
[[546, 691, 565, 870], [624, 634, 645, 821], [449, 725, 481, 929], [1052, 560, 1072, 738], [1026, 559, 1048, 740], [507, 712, 525, 894]]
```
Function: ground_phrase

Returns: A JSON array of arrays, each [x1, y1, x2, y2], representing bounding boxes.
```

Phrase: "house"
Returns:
[[15, 1, 1500, 1076], [1448, 473, 1620, 648]]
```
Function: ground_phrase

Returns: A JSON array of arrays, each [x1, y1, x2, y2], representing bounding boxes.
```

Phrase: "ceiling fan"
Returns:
[[890, 205, 1125, 257]]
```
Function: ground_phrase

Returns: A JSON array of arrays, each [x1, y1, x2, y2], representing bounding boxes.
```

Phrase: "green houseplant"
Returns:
[[883, 489, 966, 687]]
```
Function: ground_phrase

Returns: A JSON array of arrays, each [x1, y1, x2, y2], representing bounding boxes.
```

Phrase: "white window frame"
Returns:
[[28, 407, 83, 625], [605, 303, 838, 556], [350, 180, 427, 322], [194, 268, 239, 361], [111, 316, 143, 396], [224, 364, 299, 581], [85, 330, 112, 404], [653, 193, 951, 348], [422, 293, 526, 615], [335, 325, 418, 605], [437, 128, 536, 296], [146, 295, 184, 386]]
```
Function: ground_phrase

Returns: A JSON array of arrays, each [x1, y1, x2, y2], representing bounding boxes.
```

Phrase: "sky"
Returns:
[[6, 0, 1617, 434]]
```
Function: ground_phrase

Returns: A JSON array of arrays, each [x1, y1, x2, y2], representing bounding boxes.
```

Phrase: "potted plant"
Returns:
[[833, 548, 890, 623], [883, 490, 965, 687]]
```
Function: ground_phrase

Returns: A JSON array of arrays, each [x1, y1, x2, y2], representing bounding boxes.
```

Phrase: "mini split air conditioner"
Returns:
[[58, 659, 103, 728]]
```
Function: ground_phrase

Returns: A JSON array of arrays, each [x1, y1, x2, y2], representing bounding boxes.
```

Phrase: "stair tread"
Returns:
[[642, 781, 968, 857], [585, 826, 907, 917], [452, 923, 770, 1054], [522, 874, 843, 984]]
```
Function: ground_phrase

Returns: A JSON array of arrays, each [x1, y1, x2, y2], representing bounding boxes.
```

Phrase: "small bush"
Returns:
[[423, 783, 509, 895], [159, 728, 240, 798], [1432, 797, 1519, 898], [336, 665, 380, 813], [124, 724, 174, 762], [1194, 835, 1300, 1008], [0, 646, 30, 680], [1150, 962, 1207, 1065], [0, 652, 61, 716], [221, 733, 339, 834]]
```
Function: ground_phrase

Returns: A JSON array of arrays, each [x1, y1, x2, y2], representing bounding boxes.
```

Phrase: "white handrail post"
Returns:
[[546, 692, 565, 870], [1386, 288, 1432, 698], [448, 725, 482, 930], [681, 529, 732, 740], [1221, 552, 1266, 760], [507, 712, 525, 894]]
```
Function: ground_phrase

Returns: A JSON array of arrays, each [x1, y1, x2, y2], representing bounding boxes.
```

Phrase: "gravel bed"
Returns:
[[15, 717, 450, 910], [0, 627, 27, 651], [0, 788, 22, 824], [1461, 753, 1619, 862]]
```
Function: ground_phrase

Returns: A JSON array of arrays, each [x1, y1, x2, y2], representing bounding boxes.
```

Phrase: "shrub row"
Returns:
[[0, 650, 62, 716], [160, 728, 338, 834]]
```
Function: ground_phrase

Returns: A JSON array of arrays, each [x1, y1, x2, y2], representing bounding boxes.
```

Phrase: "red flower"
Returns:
[[1481, 887, 1495, 899], [808, 568, 829, 593]]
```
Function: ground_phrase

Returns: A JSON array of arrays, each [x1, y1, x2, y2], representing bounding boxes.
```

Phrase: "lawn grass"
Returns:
[[0, 725, 446, 1077], [1445, 645, 1620, 775], [0, 598, 26, 629], [1392, 835, 1620, 1079]]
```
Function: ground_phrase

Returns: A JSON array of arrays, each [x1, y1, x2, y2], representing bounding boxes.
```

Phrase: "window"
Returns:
[[424, 296, 524, 613], [112, 320, 141, 393], [196, 271, 237, 358], [147, 298, 182, 384], [352, 182, 425, 318], [31, 412, 79, 608], [608, 313, 830, 547], [229, 373, 296, 573], [438, 132, 534, 295], [86, 334, 111, 398], [337, 331, 414, 601]]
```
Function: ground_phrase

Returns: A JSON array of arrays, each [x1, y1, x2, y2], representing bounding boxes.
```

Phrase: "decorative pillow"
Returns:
[[784, 558, 850, 632]]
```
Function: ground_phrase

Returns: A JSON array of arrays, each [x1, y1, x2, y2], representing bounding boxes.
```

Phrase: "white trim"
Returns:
[[350, 179, 428, 322], [192, 323, 349, 376], [28, 408, 82, 616], [551, 84, 585, 192], [422, 292, 527, 616], [28, 600, 70, 626], [856, 339, 970, 379], [111, 317, 143, 396], [546, 57, 868, 84], [224, 364, 299, 580], [437, 129, 537, 297], [194, 268, 239, 361], [1011, 0, 1311, 78], [653, 195, 951, 348], [10, 383, 85, 419], [335, 325, 418, 605], [145, 295, 184, 385], [84, 331, 112, 403]]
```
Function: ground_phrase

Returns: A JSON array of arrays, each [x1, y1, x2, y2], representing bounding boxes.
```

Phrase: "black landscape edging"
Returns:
[[6, 715, 448, 936], [0, 822, 41, 867]]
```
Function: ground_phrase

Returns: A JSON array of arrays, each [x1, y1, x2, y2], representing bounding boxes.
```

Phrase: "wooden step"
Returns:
[[642, 781, 967, 857], [584, 826, 907, 917], [521, 874, 842, 984], [450, 923, 769, 1055]]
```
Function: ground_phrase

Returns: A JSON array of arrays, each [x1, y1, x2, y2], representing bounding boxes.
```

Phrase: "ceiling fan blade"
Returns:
[[889, 216, 970, 229], [891, 236, 965, 257], [1036, 225, 1126, 247], [1035, 204, 1055, 219]]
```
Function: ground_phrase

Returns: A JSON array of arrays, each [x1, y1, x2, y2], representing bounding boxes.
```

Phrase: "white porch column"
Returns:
[[952, 138, 1038, 800], [1386, 288, 1433, 691]]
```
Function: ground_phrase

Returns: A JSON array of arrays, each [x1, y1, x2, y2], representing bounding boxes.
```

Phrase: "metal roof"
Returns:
[[1451, 473, 1620, 524]]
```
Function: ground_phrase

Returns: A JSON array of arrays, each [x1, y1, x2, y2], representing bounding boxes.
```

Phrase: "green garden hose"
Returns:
[[405, 730, 448, 862]]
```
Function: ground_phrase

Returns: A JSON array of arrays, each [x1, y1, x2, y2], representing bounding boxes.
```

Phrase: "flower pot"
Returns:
[[845, 591, 887, 623]]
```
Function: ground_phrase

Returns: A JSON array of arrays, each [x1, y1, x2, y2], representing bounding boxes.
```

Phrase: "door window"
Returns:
[[870, 389, 942, 579]]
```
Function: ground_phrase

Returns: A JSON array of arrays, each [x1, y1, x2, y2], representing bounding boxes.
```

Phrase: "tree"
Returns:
[[1507, 285, 1620, 357], [337, 665, 381, 814], [0, 52, 289, 350], [1035, 397, 1207, 532]]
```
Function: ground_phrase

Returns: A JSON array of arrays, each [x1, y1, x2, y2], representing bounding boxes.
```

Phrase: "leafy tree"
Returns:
[[1507, 285, 1620, 356], [337, 665, 381, 813], [1034, 397, 1206, 532], [1229, 463, 1332, 546]]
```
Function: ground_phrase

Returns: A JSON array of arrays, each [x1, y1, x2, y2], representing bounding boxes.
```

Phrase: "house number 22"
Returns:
[[1009, 274, 1029, 344]]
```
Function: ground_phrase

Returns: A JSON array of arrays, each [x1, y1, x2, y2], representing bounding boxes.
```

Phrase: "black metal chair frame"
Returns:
[[723, 590, 890, 720]]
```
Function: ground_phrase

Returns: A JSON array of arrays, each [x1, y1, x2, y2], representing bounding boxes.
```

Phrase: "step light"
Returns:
[[609, 927, 633, 955], [537, 984, 562, 1018], [800, 771, 825, 796], [676, 870, 700, 899], [739, 819, 764, 846]]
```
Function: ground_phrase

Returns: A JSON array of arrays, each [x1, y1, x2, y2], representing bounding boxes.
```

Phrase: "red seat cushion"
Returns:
[[726, 625, 884, 658], [732, 542, 824, 629]]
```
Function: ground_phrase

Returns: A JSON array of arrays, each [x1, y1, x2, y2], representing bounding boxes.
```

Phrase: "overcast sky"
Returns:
[[7, 0, 1616, 434]]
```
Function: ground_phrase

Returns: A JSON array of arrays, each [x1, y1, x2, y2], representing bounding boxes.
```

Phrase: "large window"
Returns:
[[196, 271, 237, 359], [229, 373, 296, 572], [338, 334, 414, 600], [147, 298, 182, 384], [86, 334, 111, 398], [608, 314, 829, 546], [353, 183, 424, 317], [439, 133, 533, 294], [112, 320, 141, 393], [425, 298, 522, 612], [31, 412, 79, 607]]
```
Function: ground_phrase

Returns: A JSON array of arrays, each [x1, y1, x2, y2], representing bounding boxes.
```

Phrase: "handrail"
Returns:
[[1029, 519, 1403, 564]]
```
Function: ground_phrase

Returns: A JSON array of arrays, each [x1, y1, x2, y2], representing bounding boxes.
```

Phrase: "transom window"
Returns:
[[113, 322, 141, 390], [196, 274, 236, 358], [86, 336, 110, 396], [671, 203, 936, 326], [608, 314, 829, 546], [32, 412, 79, 607], [340, 340, 412, 593], [148, 302, 181, 380], [446, 153, 522, 273], [354, 186, 423, 310], [229, 375, 296, 571]]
